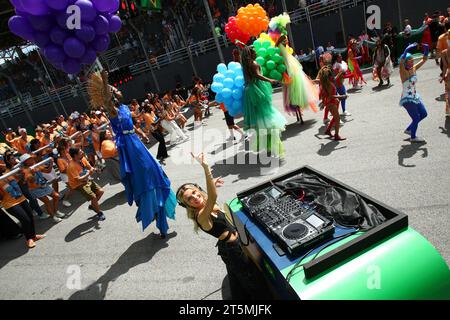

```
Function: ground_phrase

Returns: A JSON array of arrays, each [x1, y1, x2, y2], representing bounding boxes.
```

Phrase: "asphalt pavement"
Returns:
[[0, 60, 449, 300]]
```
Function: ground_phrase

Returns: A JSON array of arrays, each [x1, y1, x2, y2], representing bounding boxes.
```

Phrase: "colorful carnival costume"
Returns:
[[279, 44, 319, 114], [88, 72, 176, 236], [347, 40, 366, 87], [110, 105, 177, 234], [243, 77, 287, 156]]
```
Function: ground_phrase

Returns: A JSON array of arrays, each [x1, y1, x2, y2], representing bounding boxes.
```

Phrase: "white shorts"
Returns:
[[41, 168, 58, 183]]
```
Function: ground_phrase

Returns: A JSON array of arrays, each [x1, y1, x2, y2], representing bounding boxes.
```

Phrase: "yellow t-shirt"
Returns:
[[101, 140, 118, 159]]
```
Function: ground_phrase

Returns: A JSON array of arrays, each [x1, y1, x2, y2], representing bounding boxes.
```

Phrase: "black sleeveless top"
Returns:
[[196, 210, 237, 240]]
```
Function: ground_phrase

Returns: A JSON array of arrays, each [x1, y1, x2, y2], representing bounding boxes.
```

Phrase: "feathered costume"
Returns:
[[269, 14, 319, 115], [347, 40, 367, 87], [88, 72, 176, 235]]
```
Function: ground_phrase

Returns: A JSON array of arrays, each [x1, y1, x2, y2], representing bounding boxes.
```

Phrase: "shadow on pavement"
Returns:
[[0, 234, 29, 270], [397, 143, 428, 168], [67, 231, 177, 300], [100, 190, 127, 212], [317, 141, 347, 156], [435, 94, 446, 102], [282, 119, 316, 141], [439, 118, 450, 138], [65, 216, 101, 243]]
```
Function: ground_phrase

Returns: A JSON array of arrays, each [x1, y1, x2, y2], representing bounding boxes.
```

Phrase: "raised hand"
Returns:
[[213, 177, 224, 188], [191, 152, 208, 167]]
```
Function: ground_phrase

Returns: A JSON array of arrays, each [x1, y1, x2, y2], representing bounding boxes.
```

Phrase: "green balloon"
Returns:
[[267, 47, 276, 57], [262, 40, 271, 49], [253, 40, 262, 50], [266, 60, 276, 70], [257, 48, 268, 58], [277, 64, 287, 73], [270, 70, 282, 81], [274, 47, 281, 55], [273, 54, 283, 63], [256, 56, 265, 66]]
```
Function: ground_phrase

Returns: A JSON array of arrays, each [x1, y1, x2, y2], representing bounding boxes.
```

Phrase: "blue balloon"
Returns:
[[211, 82, 224, 94], [213, 73, 225, 83], [20, 0, 50, 16], [108, 15, 122, 33], [80, 47, 97, 64], [45, 0, 69, 11], [228, 62, 241, 71], [225, 70, 236, 79], [215, 93, 224, 103], [234, 76, 245, 87], [222, 88, 232, 99], [64, 37, 86, 59], [223, 78, 234, 89], [232, 89, 242, 100], [217, 63, 227, 74], [56, 11, 70, 29], [75, 0, 96, 23], [27, 15, 53, 32], [63, 58, 81, 74], [92, 34, 110, 52], [8, 15, 34, 40]]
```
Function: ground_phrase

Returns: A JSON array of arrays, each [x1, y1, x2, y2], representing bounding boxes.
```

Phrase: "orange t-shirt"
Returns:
[[101, 140, 118, 159], [0, 177, 26, 209], [143, 112, 155, 130], [5, 133, 14, 144], [16, 136, 32, 154], [67, 158, 92, 189], [57, 157, 69, 174], [66, 126, 77, 137], [23, 166, 47, 190], [437, 33, 448, 53]]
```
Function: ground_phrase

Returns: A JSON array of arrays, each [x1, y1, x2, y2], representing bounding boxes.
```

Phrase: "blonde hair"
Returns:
[[177, 184, 208, 234]]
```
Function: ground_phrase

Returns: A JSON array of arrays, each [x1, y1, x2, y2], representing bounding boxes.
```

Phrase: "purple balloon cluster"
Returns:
[[8, 0, 122, 74]]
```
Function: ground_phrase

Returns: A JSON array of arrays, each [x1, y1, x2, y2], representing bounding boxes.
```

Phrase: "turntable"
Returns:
[[240, 185, 335, 255]]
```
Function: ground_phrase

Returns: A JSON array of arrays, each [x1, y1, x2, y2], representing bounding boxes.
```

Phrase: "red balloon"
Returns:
[[225, 15, 250, 47]]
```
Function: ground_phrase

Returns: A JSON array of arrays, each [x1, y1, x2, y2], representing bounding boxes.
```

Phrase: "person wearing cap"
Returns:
[[67, 147, 105, 221], [4, 128, 15, 146], [0, 166, 46, 249], [19, 154, 63, 223], [34, 127, 44, 141]]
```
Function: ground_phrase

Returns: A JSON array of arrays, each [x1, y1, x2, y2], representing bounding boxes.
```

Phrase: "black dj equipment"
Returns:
[[240, 185, 335, 255]]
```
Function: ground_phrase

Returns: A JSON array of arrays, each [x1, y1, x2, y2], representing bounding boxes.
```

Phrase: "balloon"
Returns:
[[20, 0, 50, 16], [213, 73, 225, 83], [262, 40, 271, 49], [80, 48, 97, 64], [27, 15, 53, 32], [56, 11, 71, 28], [50, 26, 69, 45], [224, 15, 250, 47], [94, 15, 109, 35], [277, 64, 287, 73], [255, 56, 265, 66], [11, 0, 26, 12], [257, 48, 268, 58], [236, 3, 269, 37], [267, 47, 276, 56], [108, 15, 122, 33], [269, 70, 282, 81], [92, 0, 119, 13], [75, 23, 96, 42], [217, 63, 227, 74], [223, 78, 234, 89], [75, 0, 96, 23], [92, 34, 110, 52], [211, 82, 224, 94], [64, 37, 86, 58], [222, 88, 232, 99], [8, 16, 33, 39], [234, 76, 245, 87], [215, 93, 224, 103], [35, 32, 51, 47], [232, 89, 242, 100], [232, 100, 242, 111], [45, 0, 69, 11], [225, 70, 236, 78], [261, 67, 268, 77], [44, 44, 66, 63], [253, 40, 261, 50], [63, 58, 81, 74], [266, 60, 276, 70], [228, 62, 239, 71]]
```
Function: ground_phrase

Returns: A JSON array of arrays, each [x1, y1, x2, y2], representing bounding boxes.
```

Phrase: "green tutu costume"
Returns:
[[243, 79, 287, 156]]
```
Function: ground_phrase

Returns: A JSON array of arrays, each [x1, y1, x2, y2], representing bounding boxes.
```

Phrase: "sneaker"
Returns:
[[97, 212, 106, 221], [62, 200, 72, 207], [39, 213, 51, 220], [323, 118, 330, 124], [226, 136, 236, 141], [335, 135, 347, 141], [404, 129, 411, 135], [26, 239, 36, 249], [52, 216, 62, 223], [55, 212, 66, 219], [33, 234, 46, 241], [324, 130, 333, 137], [340, 121, 344, 126], [410, 137, 426, 143], [343, 111, 352, 116]]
